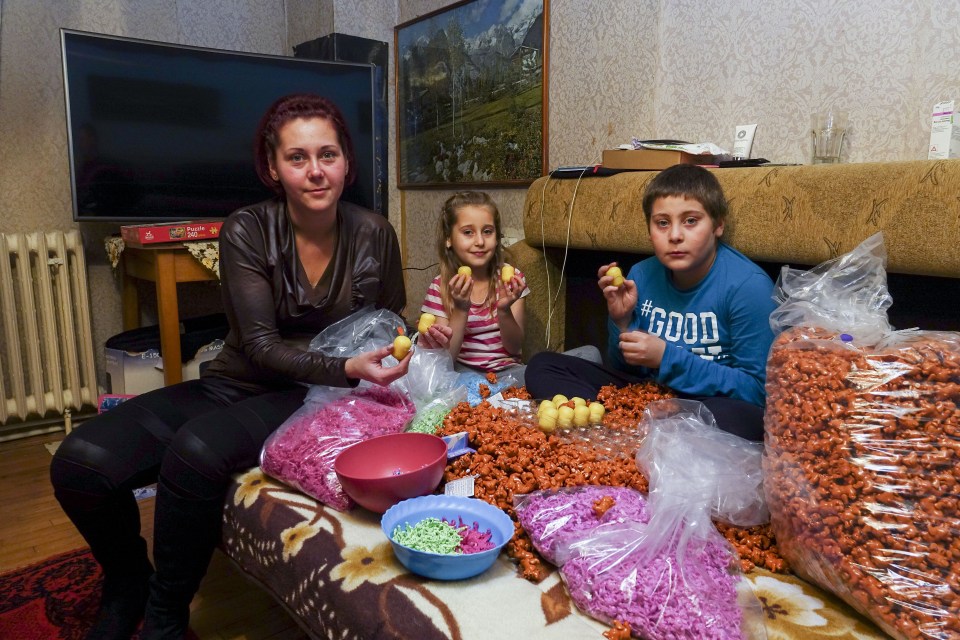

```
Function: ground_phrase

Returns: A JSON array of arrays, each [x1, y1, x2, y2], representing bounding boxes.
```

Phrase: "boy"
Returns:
[[525, 164, 776, 441]]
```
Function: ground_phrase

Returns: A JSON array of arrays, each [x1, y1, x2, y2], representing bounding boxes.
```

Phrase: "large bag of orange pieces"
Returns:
[[764, 233, 960, 640]]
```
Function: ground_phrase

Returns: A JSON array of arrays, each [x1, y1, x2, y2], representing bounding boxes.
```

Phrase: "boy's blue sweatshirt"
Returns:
[[607, 243, 776, 406]]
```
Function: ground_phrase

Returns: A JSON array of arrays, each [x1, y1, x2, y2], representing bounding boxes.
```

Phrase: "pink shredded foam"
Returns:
[[516, 486, 744, 640], [260, 385, 414, 510], [444, 516, 496, 554]]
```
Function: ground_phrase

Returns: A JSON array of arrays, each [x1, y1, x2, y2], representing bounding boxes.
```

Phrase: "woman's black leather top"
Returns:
[[202, 198, 405, 391]]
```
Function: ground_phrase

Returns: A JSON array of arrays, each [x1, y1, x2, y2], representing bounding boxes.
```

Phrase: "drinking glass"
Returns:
[[811, 110, 848, 164]]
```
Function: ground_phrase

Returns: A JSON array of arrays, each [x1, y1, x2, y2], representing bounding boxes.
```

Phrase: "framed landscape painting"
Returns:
[[395, 0, 549, 188]]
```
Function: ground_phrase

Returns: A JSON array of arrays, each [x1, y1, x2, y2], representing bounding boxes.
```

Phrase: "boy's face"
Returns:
[[648, 195, 724, 289]]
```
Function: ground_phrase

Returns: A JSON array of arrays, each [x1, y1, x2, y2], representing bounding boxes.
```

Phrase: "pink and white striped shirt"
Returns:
[[420, 272, 529, 372]]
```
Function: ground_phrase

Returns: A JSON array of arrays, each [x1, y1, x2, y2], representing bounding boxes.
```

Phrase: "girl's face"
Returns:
[[448, 205, 497, 273], [269, 116, 348, 219], [648, 195, 723, 290]]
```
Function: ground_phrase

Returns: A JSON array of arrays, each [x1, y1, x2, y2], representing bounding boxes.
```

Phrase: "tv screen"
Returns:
[[61, 29, 382, 222]]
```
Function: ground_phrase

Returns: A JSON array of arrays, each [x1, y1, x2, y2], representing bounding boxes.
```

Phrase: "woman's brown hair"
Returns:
[[252, 93, 357, 195]]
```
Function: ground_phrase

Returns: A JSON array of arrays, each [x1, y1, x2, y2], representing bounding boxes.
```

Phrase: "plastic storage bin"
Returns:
[[105, 313, 228, 394]]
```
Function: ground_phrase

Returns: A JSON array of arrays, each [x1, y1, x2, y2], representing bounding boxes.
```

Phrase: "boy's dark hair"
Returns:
[[641, 164, 728, 225]]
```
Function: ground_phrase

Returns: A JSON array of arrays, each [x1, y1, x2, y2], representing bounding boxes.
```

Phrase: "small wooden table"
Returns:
[[121, 243, 218, 386]]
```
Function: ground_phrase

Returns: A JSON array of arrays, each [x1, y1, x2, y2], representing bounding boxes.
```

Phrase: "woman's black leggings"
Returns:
[[49, 376, 307, 601], [525, 351, 766, 441]]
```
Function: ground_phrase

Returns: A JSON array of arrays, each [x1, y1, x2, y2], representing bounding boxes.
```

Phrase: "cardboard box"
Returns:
[[601, 149, 716, 171], [121, 221, 223, 247], [105, 340, 223, 395], [928, 100, 960, 160]]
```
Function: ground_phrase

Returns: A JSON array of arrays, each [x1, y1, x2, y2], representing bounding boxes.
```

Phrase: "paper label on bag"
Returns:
[[444, 475, 476, 497], [486, 394, 534, 413]]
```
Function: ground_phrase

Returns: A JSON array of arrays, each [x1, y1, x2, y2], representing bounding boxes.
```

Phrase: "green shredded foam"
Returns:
[[392, 517, 463, 554]]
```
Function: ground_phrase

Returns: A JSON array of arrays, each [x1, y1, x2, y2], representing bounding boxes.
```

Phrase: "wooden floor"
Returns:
[[0, 432, 309, 640]]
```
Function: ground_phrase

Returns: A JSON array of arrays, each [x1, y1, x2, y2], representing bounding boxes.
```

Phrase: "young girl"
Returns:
[[419, 191, 528, 379]]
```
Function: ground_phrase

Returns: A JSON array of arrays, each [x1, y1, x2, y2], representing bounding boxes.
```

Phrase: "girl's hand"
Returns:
[[618, 330, 665, 368], [448, 273, 473, 311], [598, 262, 637, 329], [344, 345, 411, 386], [418, 323, 453, 349], [496, 274, 524, 311]]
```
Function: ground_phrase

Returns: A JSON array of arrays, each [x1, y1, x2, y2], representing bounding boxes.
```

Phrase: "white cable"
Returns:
[[539, 154, 602, 348]]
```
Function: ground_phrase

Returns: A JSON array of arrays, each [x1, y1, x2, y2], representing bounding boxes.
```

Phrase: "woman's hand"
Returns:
[[618, 330, 665, 368], [598, 262, 637, 330], [344, 345, 411, 386], [448, 273, 474, 311], [496, 274, 524, 311], [418, 323, 453, 349]]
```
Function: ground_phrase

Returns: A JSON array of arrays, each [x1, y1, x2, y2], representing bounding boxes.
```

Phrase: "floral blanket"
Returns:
[[221, 469, 887, 640]]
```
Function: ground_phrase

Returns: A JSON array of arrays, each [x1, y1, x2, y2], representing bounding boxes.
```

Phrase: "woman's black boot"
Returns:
[[51, 453, 154, 640], [140, 483, 222, 640]]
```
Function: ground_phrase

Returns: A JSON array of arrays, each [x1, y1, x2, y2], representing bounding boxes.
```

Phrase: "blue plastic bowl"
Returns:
[[381, 494, 515, 580]]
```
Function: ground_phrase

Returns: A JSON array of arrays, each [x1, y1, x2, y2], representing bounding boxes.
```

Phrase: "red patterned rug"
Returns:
[[0, 548, 197, 640]]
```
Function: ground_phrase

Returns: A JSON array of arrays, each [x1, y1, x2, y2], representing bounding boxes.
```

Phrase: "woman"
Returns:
[[50, 94, 410, 640]]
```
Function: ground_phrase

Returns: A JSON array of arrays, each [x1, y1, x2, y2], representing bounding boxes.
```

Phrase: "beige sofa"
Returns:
[[510, 159, 960, 358]]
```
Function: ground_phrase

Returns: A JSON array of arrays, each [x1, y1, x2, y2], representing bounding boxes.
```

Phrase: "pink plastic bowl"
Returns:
[[334, 432, 448, 513]]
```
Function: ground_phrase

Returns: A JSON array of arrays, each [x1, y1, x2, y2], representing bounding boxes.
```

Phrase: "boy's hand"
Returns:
[[418, 323, 453, 349], [496, 274, 524, 311], [598, 262, 637, 329], [619, 331, 665, 368], [449, 273, 474, 310], [345, 344, 411, 385]]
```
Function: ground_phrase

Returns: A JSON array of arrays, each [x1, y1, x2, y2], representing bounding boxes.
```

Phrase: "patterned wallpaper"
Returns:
[[653, 0, 960, 165], [1, 0, 958, 388]]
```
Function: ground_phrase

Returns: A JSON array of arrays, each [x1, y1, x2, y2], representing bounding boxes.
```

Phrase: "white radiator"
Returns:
[[0, 230, 98, 440]]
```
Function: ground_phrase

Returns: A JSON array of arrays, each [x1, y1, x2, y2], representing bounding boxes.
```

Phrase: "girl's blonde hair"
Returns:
[[436, 191, 505, 315]]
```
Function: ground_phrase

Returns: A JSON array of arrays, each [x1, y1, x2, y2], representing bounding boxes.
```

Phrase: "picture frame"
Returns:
[[394, 0, 549, 188]]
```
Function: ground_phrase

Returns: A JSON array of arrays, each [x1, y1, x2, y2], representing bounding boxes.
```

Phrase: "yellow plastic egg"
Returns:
[[606, 266, 624, 287], [538, 400, 555, 415], [392, 334, 412, 360], [552, 394, 569, 406], [571, 397, 586, 407], [417, 312, 437, 334], [458, 265, 472, 277], [588, 402, 606, 423], [573, 405, 590, 427], [538, 413, 557, 433], [501, 263, 515, 283], [557, 405, 575, 428]]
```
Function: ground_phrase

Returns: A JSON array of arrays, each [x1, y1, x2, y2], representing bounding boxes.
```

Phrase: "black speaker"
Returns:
[[295, 33, 389, 218]]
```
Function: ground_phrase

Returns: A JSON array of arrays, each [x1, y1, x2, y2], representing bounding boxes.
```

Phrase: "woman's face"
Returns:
[[269, 116, 348, 219]]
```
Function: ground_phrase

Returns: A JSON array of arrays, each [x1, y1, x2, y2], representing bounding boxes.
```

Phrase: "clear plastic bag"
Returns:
[[260, 306, 415, 510], [307, 305, 405, 357], [765, 235, 960, 640], [770, 231, 892, 345], [407, 384, 467, 434], [403, 347, 460, 410], [636, 399, 769, 559], [259, 384, 414, 509], [457, 370, 520, 406], [512, 401, 768, 640]]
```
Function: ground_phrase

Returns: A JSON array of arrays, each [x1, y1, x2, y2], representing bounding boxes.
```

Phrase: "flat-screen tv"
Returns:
[[60, 29, 382, 222]]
